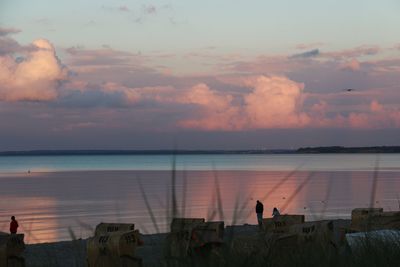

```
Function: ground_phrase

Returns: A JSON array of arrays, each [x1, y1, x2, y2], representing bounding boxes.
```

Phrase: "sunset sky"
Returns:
[[1, 0, 400, 150]]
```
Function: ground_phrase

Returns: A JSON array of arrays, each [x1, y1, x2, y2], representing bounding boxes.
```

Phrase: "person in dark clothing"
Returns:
[[255, 200, 264, 228], [10, 216, 19, 234], [272, 207, 280, 217]]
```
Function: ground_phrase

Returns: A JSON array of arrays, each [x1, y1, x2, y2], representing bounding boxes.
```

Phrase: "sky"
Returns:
[[0, 0, 400, 150]]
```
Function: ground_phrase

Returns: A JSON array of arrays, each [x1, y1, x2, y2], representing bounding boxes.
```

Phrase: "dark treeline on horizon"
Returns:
[[296, 146, 400, 153], [0, 146, 400, 155]]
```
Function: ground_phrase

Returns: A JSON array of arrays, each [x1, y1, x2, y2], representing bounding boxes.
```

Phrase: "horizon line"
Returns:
[[1, 146, 400, 155]]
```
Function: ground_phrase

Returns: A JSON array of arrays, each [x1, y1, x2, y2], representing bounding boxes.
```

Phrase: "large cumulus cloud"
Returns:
[[178, 76, 310, 130], [177, 83, 244, 130], [0, 38, 68, 101], [243, 76, 310, 128]]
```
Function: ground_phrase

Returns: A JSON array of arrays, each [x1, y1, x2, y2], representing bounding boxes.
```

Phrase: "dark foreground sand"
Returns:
[[24, 225, 259, 267]]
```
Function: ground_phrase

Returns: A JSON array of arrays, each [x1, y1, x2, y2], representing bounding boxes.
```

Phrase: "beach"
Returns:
[[20, 221, 400, 267], [23, 224, 262, 267]]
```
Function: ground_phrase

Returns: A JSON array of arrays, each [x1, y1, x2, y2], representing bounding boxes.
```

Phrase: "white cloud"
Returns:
[[0, 39, 68, 101], [243, 76, 310, 128]]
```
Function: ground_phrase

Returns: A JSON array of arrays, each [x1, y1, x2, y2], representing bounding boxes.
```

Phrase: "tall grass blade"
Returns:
[[68, 226, 77, 241], [20, 224, 41, 244], [397, 193, 400, 209], [114, 200, 121, 223], [260, 161, 307, 203], [138, 177, 160, 233], [207, 182, 217, 221], [307, 205, 319, 221], [369, 154, 380, 208], [138, 223, 149, 235], [281, 172, 315, 212], [213, 163, 225, 221], [171, 154, 178, 218], [239, 190, 256, 220], [181, 166, 188, 217], [75, 219, 94, 236], [226, 195, 242, 244], [166, 177, 171, 232], [320, 172, 334, 219], [26, 216, 36, 244]]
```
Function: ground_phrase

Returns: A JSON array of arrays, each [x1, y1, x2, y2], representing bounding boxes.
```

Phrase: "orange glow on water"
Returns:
[[0, 196, 59, 243], [174, 171, 315, 225]]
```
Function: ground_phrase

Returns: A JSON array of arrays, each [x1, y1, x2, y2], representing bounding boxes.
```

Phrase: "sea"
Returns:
[[0, 153, 399, 243]]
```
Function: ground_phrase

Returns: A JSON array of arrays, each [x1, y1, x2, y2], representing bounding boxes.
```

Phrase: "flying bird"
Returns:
[[343, 88, 355, 92]]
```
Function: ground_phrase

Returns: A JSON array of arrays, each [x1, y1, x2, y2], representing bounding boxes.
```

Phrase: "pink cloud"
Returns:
[[365, 100, 400, 128], [0, 39, 68, 101], [178, 83, 244, 130], [178, 83, 232, 109], [340, 58, 361, 71], [311, 99, 400, 129], [100, 82, 242, 130], [365, 58, 400, 74], [370, 100, 383, 112], [243, 76, 310, 128], [347, 110, 400, 129], [348, 112, 371, 128], [178, 76, 310, 130]]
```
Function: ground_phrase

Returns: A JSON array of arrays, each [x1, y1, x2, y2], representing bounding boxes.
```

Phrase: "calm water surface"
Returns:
[[0, 154, 400, 172], [0, 154, 399, 243]]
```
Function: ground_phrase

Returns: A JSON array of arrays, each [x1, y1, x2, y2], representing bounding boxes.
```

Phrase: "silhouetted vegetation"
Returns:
[[297, 146, 400, 153]]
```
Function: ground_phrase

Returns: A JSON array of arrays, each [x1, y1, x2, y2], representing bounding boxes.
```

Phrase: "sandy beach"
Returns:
[[23, 225, 259, 267]]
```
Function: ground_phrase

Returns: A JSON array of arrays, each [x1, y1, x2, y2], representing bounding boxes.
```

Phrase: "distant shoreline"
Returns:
[[0, 149, 294, 156], [1, 146, 400, 156]]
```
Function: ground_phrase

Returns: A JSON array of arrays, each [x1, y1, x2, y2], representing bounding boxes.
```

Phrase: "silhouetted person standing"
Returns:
[[10, 216, 19, 234], [255, 200, 264, 228], [272, 207, 280, 217]]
